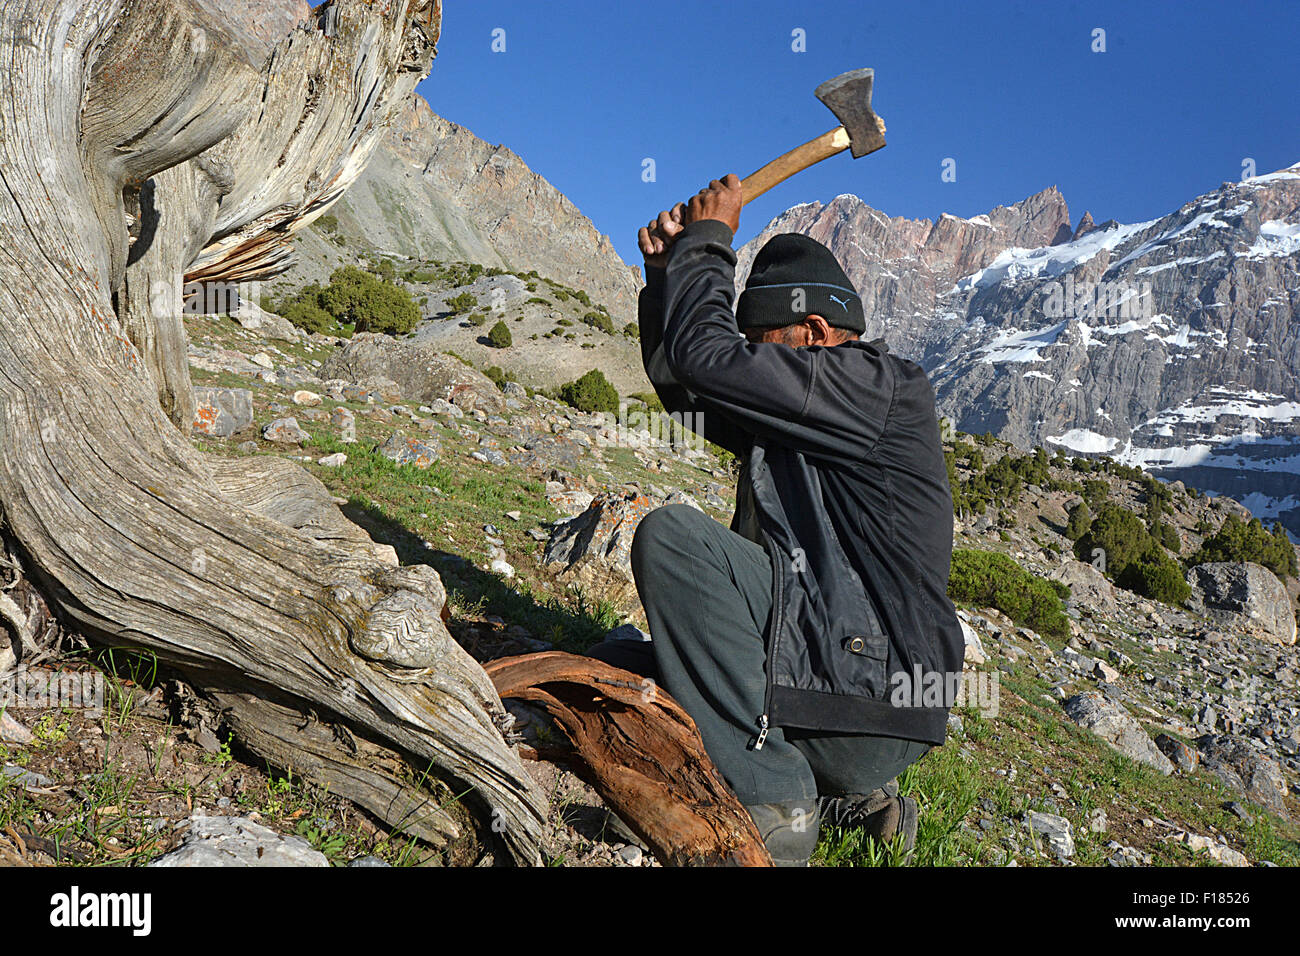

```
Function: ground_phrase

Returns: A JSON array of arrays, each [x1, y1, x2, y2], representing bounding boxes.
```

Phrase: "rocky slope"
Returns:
[[739, 164, 1300, 535], [305, 96, 641, 323], [176, 314, 1300, 866], [6, 305, 1299, 866]]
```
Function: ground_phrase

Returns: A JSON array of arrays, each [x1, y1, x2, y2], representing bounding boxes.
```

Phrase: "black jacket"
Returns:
[[639, 219, 963, 748]]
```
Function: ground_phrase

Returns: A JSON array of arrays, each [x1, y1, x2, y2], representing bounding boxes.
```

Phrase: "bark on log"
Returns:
[[487, 652, 773, 867], [0, 0, 545, 863]]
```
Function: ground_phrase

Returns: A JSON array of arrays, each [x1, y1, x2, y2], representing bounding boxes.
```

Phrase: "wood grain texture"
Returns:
[[488, 652, 773, 867], [0, 0, 544, 864], [741, 127, 851, 206]]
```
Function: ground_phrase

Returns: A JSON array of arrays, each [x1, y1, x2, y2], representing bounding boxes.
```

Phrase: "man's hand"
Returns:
[[638, 203, 685, 269], [683, 173, 742, 234]]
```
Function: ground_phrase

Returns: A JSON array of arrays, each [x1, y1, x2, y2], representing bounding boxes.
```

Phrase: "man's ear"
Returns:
[[804, 314, 835, 346]]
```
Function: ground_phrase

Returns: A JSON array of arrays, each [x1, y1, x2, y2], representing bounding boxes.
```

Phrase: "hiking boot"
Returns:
[[743, 799, 820, 866], [818, 789, 918, 854]]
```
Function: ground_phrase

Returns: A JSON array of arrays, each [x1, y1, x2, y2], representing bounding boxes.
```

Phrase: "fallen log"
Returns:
[[487, 652, 773, 867]]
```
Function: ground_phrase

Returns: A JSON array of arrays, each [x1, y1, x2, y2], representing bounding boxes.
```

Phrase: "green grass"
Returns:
[[812, 665, 1300, 867]]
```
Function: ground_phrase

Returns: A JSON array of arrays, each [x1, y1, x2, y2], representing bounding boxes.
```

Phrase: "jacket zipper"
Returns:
[[753, 526, 782, 751]]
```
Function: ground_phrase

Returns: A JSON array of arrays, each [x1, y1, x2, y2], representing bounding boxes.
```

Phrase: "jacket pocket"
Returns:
[[839, 632, 890, 699]]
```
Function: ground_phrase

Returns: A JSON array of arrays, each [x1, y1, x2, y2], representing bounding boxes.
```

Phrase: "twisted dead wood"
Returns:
[[0, 0, 545, 863], [488, 652, 773, 867]]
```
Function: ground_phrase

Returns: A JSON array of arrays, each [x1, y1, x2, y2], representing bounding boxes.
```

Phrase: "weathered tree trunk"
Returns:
[[488, 653, 773, 867], [0, 0, 546, 863]]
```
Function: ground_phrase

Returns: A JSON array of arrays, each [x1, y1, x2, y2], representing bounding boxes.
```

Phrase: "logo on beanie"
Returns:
[[828, 294, 850, 312]]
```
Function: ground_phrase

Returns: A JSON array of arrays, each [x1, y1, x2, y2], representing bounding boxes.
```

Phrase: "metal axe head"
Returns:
[[815, 68, 887, 158]]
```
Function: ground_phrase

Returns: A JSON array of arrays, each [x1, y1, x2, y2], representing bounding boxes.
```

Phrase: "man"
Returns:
[[590, 174, 964, 866]]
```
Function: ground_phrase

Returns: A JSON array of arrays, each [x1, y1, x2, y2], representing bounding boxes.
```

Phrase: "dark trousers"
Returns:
[[589, 503, 928, 806]]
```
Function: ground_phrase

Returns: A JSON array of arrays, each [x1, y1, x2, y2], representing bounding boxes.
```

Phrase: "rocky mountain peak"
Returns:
[[739, 163, 1300, 534]]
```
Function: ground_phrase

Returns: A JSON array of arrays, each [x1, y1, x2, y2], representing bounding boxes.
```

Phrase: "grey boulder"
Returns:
[[150, 816, 329, 867], [1062, 692, 1174, 775], [1187, 562, 1296, 645]]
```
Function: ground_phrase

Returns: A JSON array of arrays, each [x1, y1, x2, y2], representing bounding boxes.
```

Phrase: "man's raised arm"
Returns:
[[656, 175, 894, 462]]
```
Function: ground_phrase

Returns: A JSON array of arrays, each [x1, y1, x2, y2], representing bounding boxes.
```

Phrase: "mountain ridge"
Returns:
[[739, 163, 1300, 536]]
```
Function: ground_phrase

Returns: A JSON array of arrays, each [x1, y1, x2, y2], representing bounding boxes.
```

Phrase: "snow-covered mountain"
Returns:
[[738, 164, 1300, 534]]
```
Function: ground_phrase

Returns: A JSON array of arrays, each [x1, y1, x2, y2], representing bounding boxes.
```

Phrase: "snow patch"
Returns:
[[1046, 429, 1120, 454], [1240, 219, 1300, 259], [953, 220, 1155, 292], [976, 321, 1068, 364]]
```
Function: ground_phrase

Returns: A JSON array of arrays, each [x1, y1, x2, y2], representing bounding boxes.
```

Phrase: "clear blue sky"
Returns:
[[415, 0, 1300, 267]]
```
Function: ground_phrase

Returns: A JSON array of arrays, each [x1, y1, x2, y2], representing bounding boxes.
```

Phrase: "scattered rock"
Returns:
[[1196, 734, 1290, 813], [1093, 659, 1120, 682], [1175, 831, 1249, 867], [603, 623, 651, 644], [543, 493, 661, 609], [2, 764, 53, 790], [1027, 812, 1074, 860], [150, 816, 329, 867], [1051, 561, 1117, 613], [1153, 733, 1199, 773], [192, 387, 254, 437], [1062, 692, 1174, 775], [378, 431, 440, 469], [317, 453, 347, 468], [262, 417, 310, 444], [330, 406, 357, 443], [1187, 562, 1296, 645], [959, 616, 987, 665], [234, 300, 297, 341], [616, 844, 644, 866], [320, 334, 504, 414], [0, 711, 32, 745], [546, 487, 595, 516], [292, 390, 322, 407]]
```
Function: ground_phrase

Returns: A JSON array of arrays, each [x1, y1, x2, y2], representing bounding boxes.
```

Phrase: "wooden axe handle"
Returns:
[[740, 127, 851, 206]]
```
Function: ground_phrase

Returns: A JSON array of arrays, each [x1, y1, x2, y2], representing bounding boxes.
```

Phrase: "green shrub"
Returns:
[[487, 320, 513, 349], [1118, 550, 1192, 604], [582, 311, 615, 334], [558, 369, 619, 415], [1076, 503, 1149, 572], [484, 365, 516, 390], [948, 549, 1069, 638], [467, 312, 488, 327], [1151, 520, 1181, 554], [1191, 514, 1297, 579], [1065, 501, 1091, 541], [317, 266, 419, 335], [623, 322, 640, 339], [445, 292, 479, 314], [312, 213, 339, 233], [282, 298, 334, 335], [264, 280, 347, 335], [628, 391, 664, 413], [1082, 479, 1110, 510]]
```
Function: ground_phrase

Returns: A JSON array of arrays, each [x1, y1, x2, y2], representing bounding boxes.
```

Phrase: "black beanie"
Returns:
[[736, 233, 865, 334]]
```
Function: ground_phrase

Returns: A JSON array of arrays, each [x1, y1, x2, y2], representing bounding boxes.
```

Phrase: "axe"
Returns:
[[739, 67, 886, 205]]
